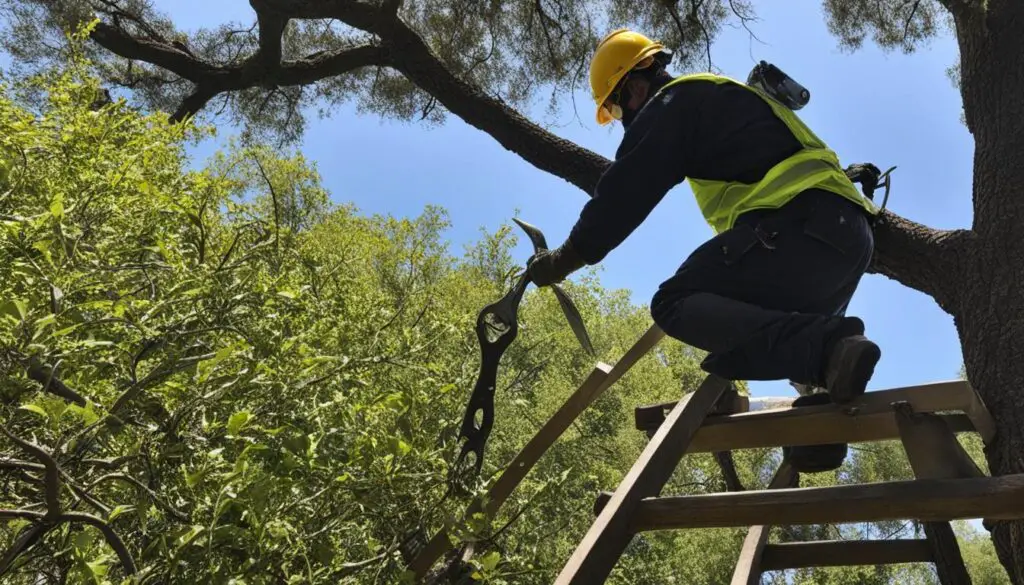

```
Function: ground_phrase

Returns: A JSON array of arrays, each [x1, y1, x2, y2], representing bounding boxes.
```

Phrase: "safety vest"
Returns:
[[655, 73, 878, 234]]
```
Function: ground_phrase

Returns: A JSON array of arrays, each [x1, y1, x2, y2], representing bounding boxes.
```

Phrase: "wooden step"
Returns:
[[631, 474, 1024, 531], [759, 540, 933, 570], [636, 381, 993, 452]]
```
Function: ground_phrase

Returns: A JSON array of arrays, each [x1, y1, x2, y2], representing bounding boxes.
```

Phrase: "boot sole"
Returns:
[[829, 339, 881, 404]]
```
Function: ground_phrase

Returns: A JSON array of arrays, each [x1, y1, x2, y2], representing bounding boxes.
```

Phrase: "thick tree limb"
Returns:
[[93, 10, 387, 123], [869, 212, 971, 313], [379, 16, 609, 193], [172, 86, 221, 122], [276, 44, 389, 86], [91, 21, 219, 81], [251, 2, 286, 72]]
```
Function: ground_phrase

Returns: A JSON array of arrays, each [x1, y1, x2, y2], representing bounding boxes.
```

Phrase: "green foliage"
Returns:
[[0, 48, 1006, 585]]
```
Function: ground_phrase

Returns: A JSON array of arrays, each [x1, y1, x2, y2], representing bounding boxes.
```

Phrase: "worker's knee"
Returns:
[[649, 287, 691, 334]]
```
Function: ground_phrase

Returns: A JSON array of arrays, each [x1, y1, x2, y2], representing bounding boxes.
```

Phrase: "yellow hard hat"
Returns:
[[589, 29, 665, 125]]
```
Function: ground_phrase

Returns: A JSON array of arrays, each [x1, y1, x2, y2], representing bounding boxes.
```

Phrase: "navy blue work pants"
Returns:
[[650, 189, 875, 386]]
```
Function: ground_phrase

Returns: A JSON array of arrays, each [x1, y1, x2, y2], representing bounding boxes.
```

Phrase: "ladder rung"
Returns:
[[631, 474, 1024, 531], [674, 381, 985, 453], [686, 411, 975, 453], [760, 540, 933, 570]]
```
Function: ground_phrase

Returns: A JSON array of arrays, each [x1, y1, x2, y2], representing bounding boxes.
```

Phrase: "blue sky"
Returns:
[[164, 1, 971, 400], [22, 1, 974, 401]]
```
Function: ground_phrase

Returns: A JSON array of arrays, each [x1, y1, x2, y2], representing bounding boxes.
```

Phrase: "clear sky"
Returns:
[[30, 2, 978, 401]]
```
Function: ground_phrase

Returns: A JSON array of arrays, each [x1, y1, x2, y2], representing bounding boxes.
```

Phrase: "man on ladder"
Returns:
[[527, 29, 884, 471]]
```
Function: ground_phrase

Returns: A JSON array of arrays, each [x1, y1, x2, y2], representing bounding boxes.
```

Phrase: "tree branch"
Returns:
[[0, 425, 60, 519], [0, 524, 47, 577], [172, 85, 221, 122], [25, 359, 87, 406], [276, 44, 389, 87], [375, 15, 609, 193], [91, 21, 219, 81], [87, 473, 189, 522], [868, 212, 969, 313], [0, 459, 44, 472], [56, 513, 137, 575], [250, 1, 287, 72]]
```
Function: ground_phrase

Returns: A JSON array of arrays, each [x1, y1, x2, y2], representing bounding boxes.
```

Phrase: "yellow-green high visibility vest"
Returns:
[[656, 73, 878, 234]]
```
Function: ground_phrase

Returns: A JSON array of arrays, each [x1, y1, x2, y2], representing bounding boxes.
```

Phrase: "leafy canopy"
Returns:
[[0, 0, 955, 145]]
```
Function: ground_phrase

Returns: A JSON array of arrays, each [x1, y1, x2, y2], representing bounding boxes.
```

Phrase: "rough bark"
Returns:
[[956, 241, 1024, 583], [947, 1, 1024, 577]]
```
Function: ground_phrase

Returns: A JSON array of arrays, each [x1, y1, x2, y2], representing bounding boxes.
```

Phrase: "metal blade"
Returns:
[[551, 284, 595, 356], [512, 217, 549, 251]]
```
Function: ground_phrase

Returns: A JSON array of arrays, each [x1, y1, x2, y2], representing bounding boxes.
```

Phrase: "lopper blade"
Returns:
[[551, 284, 595, 356], [512, 217, 549, 251]]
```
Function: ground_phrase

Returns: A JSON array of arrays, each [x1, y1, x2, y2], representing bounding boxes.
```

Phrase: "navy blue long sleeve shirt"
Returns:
[[567, 78, 805, 265]]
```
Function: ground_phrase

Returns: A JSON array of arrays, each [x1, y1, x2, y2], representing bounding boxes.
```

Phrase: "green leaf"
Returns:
[[390, 437, 411, 456], [176, 525, 206, 549], [52, 323, 81, 337], [107, 505, 135, 522], [84, 558, 108, 583], [227, 410, 252, 436], [73, 528, 95, 551], [18, 403, 48, 419], [6, 519, 30, 534], [67, 401, 100, 425], [50, 193, 64, 219], [0, 299, 28, 322], [479, 551, 500, 572]]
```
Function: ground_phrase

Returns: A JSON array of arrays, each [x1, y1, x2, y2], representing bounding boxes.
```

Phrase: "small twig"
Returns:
[[87, 473, 189, 522], [686, 0, 714, 71], [57, 512, 137, 574], [901, 0, 923, 45], [0, 459, 45, 472], [251, 154, 280, 255], [0, 426, 60, 519], [0, 524, 48, 577], [61, 471, 112, 517]]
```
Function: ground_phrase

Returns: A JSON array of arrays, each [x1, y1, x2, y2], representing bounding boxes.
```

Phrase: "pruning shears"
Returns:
[[452, 218, 594, 482]]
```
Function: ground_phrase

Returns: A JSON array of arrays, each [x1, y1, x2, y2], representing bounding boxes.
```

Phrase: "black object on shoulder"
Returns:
[[746, 60, 811, 111]]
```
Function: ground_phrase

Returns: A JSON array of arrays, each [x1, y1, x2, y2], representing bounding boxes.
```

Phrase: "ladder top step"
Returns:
[[636, 380, 994, 451]]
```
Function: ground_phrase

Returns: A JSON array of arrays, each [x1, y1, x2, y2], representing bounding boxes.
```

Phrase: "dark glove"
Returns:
[[844, 163, 882, 200], [526, 239, 586, 287]]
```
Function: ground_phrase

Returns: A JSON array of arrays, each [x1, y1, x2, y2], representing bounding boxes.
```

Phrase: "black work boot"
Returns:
[[822, 317, 880, 404], [783, 392, 848, 473]]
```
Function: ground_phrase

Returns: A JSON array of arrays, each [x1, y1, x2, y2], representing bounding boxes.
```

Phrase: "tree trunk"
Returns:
[[949, 1, 1024, 579], [956, 231, 1024, 585]]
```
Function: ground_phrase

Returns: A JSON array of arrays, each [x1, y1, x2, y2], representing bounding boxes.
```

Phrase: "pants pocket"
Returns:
[[717, 224, 761, 267], [802, 199, 861, 256]]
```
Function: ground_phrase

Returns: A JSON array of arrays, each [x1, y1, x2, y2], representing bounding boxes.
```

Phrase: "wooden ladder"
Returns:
[[555, 374, 1024, 584]]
